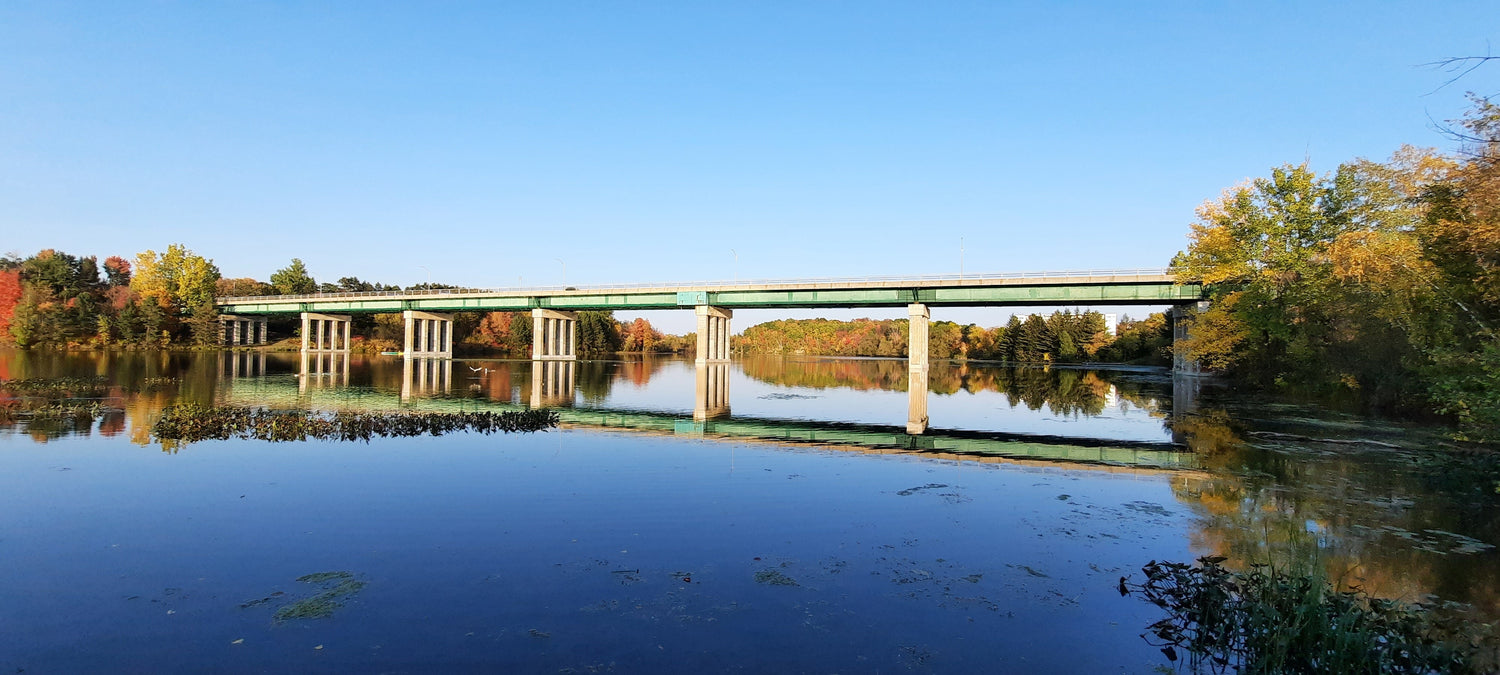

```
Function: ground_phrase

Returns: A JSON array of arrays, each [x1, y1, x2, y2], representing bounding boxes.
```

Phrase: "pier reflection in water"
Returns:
[[299, 350, 351, 392], [401, 357, 452, 401], [530, 359, 575, 408], [907, 367, 928, 434], [219, 349, 268, 380], [693, 362, 729, 421]]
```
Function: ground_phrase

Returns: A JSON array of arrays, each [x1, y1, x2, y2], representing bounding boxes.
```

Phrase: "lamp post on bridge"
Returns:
[[731, 249, 738, 283], [555, 258, 566, 286], [417, 265, 431, 290]]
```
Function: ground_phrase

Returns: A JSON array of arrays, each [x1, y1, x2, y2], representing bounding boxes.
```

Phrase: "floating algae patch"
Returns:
[[754, 569, 799, 586], [297, 571, 356, 584], [270, 571, 368, 622]]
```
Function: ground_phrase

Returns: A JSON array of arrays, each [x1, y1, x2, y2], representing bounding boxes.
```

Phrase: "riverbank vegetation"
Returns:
[[1174, 99, 1500, 440], [0, 245, 224, 349]]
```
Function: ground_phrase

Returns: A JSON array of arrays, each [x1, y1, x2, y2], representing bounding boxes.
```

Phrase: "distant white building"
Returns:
[[1105, 313, 1118, 337]]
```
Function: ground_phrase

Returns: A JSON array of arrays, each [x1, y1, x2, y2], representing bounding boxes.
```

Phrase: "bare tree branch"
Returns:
[[1422, 54, 1497, 94]]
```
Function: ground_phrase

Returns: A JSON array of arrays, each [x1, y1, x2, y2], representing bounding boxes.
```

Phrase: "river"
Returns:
[[1, 350, 1495, 672]]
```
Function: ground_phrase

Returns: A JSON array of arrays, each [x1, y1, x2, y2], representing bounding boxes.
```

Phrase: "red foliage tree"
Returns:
[[623, 318, 658, 352], [102, 256, 132, 286], [0, 269, 22, 339], [474, 312, 515, 347]]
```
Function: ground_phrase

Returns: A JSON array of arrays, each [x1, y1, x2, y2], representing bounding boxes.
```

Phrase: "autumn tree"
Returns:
[[1417, 98, 1500, 438], [621, 318, 660, 352], [102, 256, 131, 286], [0, 269, 21, 341], [132, 245, 221, 315]]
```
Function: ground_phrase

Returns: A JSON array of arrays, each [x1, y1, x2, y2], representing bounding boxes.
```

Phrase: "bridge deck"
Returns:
[[217, 269, 1203, 315]]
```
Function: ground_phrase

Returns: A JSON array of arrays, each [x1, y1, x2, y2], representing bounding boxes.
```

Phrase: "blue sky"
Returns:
[[2, 2, 1494, 331]]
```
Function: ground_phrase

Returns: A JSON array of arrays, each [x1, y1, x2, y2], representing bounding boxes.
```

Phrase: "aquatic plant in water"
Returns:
[[272, 571, 367, 622], [1118, 556, 1496, 674], [0, 376, 110, 396], [153, 403, 560, 443], [0, 377, 120, 433]]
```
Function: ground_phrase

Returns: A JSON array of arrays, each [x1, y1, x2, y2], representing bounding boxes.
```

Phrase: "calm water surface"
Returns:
[[1, 351, 1496, 673]]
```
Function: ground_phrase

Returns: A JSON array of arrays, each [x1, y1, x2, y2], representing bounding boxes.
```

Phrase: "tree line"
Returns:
[[734, 310, 1170, 365], [0, 252, 696, 356], [0, 245, 226, 349], [0, 247, 1169, 364]]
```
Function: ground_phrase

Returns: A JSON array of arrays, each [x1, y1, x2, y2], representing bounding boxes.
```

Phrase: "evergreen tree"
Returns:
[[137, 298, 166, 347], [509, 313, 533, 353], [998, 316, 1023, 361], [188, 302, 221, 348], [1017, 315, 1049, 362], [270, 258, 317, 295], [576, 311, 622, 354]]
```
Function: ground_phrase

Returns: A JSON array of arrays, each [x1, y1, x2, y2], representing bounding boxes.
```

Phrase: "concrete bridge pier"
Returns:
[[220, 315, 269, 347], [301, 312, 352, 353], [694, 362, 731, 421], [400, 357, 452, 401], [695, 306, 732, 364], [530, 360, 575, 407], [908, 303, 929, 370], [532, 309, 578, 360], [1171, 301, 1211, 375], [404, 311, 455, 359]]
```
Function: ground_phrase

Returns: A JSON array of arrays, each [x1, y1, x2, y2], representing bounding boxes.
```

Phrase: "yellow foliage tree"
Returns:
[[131, 244, 221, 313]]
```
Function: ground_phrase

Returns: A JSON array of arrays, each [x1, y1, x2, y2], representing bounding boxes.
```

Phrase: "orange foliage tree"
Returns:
[[0, 269, 21, 339]]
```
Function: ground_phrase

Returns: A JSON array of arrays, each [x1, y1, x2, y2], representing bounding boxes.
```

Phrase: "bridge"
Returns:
[[214, 268, 1206, 372]]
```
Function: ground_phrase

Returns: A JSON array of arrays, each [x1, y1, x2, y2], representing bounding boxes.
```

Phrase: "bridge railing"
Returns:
[[217, 268, 1180, 304]]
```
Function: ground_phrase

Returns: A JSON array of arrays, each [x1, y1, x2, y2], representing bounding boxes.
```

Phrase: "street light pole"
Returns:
[[959, 238, 965, 281], [555, 258, 566, 286], [731, 249, 738, 282], [417, 265, 431, 290]]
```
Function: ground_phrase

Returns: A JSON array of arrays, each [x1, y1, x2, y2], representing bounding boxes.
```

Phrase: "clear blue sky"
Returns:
[[2, 2, 1493, 331]]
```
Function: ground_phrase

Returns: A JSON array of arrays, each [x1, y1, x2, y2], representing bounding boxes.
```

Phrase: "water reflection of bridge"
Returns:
[[216, 359, 1198, 470]]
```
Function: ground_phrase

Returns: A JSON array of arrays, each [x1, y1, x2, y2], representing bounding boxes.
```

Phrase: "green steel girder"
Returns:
[[541, 293, 679, 310], [709, 288, 917, 307], [217, 282, 1205, 315]]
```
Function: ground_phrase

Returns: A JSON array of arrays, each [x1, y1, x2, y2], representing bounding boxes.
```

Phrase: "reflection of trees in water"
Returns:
[[573, 360, 618, 405], [615, 356, 672, 388], [1171, 415, 1500, 620], [740, 357, 1166, 418], [739, 357, 910, 391]]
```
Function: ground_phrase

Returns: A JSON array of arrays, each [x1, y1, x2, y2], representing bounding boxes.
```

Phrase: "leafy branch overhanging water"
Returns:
[[1119, 556, 1497, 674]]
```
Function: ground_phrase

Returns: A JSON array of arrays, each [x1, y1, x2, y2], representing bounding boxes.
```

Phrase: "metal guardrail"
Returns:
[[217, 268, 1179, 304]]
